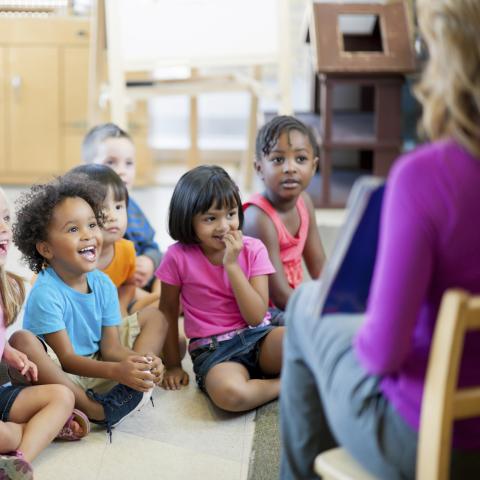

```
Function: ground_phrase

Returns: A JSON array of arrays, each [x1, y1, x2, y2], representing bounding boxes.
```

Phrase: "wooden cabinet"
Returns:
[[0, 16, 90, 184]]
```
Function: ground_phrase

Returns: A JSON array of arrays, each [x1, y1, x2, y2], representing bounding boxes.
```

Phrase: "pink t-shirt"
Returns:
[[243, 193, 309, 289], [156, 236, 275, 339]]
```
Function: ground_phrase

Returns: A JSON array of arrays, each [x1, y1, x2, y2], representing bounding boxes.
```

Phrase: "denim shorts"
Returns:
[[190, 324, 275, 391], [0, 385, 25, 421]]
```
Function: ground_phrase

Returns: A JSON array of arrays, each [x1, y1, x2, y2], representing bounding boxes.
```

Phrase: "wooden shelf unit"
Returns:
[[0, 15, 90, 184]]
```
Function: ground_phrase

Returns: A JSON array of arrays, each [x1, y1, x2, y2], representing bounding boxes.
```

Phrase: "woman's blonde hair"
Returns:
[[415, 0, 480, 156], [0, 188, 25, 326]]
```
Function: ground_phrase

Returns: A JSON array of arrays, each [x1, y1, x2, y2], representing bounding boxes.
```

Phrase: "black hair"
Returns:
[[168, 165, 243, 244], [13, 176, 105, 274], [255, 115, 320, 160], [67, 164, 129, 206], [82, 122, 132, 163]]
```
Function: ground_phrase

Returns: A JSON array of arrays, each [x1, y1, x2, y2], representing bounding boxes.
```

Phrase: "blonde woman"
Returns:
[[280, 1, 480, 478]]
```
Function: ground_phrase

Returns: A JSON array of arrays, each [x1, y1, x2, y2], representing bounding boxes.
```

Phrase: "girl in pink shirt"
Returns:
[[244, 116, 326, 323], [0, 188, 89, 479], [157, 166, 284, 412]]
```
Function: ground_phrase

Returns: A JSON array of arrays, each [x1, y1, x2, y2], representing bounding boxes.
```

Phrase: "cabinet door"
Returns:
[[0, 48, 6, 174], [7, 47, 60, 175], [62, 46, 89, 171]]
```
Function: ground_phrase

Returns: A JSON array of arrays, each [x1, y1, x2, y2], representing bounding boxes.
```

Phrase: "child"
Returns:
[[9, 177, 166, 439], [67, 164, 160, 315], [157, 165, 284, 412], [0, 187, 89, 479], [280, 0, 480, 478], [82, 123, 161, 293], [243, 115, 326, 323]]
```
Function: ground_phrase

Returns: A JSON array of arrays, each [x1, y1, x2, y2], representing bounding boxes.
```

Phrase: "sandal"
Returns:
[[56, 408, 91, 441], [0, 450, 33, 480]]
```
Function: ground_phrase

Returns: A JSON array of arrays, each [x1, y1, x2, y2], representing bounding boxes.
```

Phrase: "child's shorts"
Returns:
[[40, 313, 140, 394], [189, 324, 275, 391], [0, 385, 26, 421], [268, 306, 285, 326]]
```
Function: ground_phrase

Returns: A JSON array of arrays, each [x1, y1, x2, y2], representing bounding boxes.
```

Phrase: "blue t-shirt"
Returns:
[[24, 268, 121, 356]]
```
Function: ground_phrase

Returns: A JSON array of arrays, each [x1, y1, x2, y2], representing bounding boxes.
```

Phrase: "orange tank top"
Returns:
[[243, 193, 309, 289]]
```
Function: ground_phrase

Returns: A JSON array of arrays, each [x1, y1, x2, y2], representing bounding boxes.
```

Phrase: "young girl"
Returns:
[[10, 177, 165, 439], [280, 1, 480, 478], [0, 188, 89, 479], [243, 116, 326, 323], [67, 164, 159, 315], [157, 165, 284, 412]]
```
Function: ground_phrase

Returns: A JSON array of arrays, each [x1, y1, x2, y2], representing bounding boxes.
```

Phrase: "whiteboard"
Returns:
[[116, 0, 279, 70]]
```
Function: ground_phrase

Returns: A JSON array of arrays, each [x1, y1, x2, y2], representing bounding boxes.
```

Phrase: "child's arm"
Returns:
[[117, 269, 137, 316], [243, 208, 293, 310], [302, 192, 326, 279], [159, 281, 189, 390], [45, 329, 154, 392], [224, 230, 269, 326]]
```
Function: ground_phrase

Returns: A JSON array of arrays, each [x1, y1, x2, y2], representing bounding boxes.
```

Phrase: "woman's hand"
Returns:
[[2, 342, 38, 382], [223, 230, 243, 266], [161, 366, 189, 390]]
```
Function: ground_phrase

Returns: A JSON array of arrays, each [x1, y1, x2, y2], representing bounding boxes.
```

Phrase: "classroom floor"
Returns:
[[2, 174, 344, 480]]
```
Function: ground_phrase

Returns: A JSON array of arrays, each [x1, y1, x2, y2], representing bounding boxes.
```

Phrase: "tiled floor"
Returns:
[[1, 176, 344, 480]]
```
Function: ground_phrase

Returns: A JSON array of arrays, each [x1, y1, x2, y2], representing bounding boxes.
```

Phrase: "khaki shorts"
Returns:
[[43, 313, 140, 394]]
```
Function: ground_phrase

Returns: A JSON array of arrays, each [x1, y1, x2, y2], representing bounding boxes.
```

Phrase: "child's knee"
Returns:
[[48, 384, 75, 409], [8, 330, 41, 354], [210, 382, 249, 412], [142, 308, 168, 335]]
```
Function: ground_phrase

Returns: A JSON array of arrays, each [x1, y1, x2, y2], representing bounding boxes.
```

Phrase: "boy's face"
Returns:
[[93, 137, 136, 189], [36, 197, 103, 283], [0, 190, 12, 268], [101, 187, 128, 247]]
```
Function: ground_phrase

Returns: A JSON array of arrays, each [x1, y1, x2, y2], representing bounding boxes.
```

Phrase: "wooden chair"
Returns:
[[314, 289, 480, 480]]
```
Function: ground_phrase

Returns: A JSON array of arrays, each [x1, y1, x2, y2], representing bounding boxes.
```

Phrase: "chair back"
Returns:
[[417, 290, 480, 480]]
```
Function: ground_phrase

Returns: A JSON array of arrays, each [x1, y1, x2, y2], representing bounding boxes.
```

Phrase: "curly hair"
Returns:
[[13, 176, 105, 274], [255, 115, 320, 161], [415, 0, 480, 157]]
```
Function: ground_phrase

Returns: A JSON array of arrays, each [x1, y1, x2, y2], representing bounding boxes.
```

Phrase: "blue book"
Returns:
[[295, 177, 385, 320], [322, 177, 385, 314]]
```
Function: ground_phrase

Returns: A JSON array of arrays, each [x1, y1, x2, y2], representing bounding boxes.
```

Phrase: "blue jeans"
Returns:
[[190, 324, 274, 391], [0, 385, 25, 422], [279, 282, 418, 480]]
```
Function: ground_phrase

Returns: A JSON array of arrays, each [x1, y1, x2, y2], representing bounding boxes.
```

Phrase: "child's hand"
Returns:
[[134, 255, 155, 288], [115, 355, 155, 392], [161, 366, 189, 390], [223, 230, 243, 266], [144, 353, 164, 385], [3, 343, 38, 383]]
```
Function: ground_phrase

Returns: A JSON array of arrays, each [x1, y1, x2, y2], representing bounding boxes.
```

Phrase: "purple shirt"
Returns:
[[156, 236, 275, 339], [354, 139, 480, 449]]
